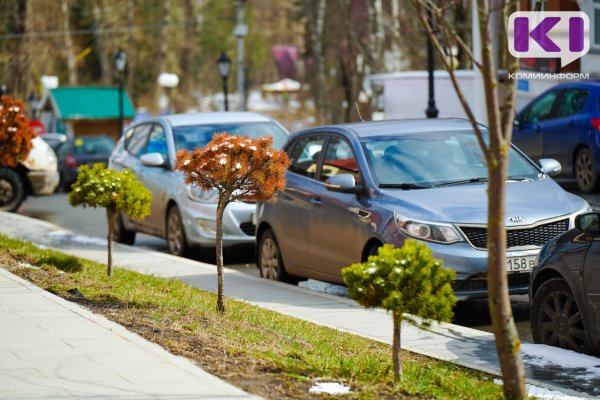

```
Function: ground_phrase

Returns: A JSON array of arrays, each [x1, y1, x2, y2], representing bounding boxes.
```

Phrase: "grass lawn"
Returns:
[[0, 234, 505, 399]]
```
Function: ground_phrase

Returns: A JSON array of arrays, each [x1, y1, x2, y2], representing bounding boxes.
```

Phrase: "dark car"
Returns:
[[256, 119, 590, 301], [49, 135, 116, 190], [529, 212, 600, 356], [512, 81, 600, 193]]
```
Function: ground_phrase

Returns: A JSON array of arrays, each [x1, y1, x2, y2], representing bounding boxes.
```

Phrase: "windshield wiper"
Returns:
[[507, 177, 534, 182], [436, 177, 488, 187], [379, 183, 432, 190]]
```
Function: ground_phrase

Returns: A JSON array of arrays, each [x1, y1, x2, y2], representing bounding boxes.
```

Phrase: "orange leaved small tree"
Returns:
[[0, 96, 36, 167], [175, 133, 290, 313]]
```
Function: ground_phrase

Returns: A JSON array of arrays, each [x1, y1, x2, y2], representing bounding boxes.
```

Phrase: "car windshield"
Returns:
[[73, 136, 115, 155], [173, 122, 288, 151], [361, 130, 540, 187]]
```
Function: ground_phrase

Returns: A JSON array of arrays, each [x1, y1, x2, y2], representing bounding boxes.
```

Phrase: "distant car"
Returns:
[[109, 112, 289, 256], [529, 212, 600, 356], [0, 136, 59, 212], [255, 119, 590, 301], [42, 134, 116, 191], [512, 81, 600, 193]]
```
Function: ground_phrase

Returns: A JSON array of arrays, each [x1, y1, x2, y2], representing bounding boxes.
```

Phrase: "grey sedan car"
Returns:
[[256, 119, 590, 300], [109, 112, 288, 256]]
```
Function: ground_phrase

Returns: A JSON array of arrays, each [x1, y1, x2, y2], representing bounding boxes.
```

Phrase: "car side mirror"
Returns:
[[513, 119, 521, 129], [325, 174, 356, 193], [575, 212, 600, 236], [538, 158, 561, 177], [140, 152, 166, 168]]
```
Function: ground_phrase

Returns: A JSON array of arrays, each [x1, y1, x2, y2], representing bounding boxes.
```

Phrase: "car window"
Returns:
[[525, 91, 558, 123], [144, 124, 168, 159], [556, 89, 589, 118], [362, 130, 540, 186], [319, 136, 359, 182], [288, 135, 326, 178], [126, 124, 152, 156], [73, 136, 115, 155], [173, 121, 288, 151]]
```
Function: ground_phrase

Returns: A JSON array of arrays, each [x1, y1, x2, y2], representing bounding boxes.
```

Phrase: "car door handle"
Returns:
[[310, 197, 322, 206]]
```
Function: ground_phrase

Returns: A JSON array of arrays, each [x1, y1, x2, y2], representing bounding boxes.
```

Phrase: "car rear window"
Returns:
[[173, 122, 288, 152], [73, 136, 115, 155]]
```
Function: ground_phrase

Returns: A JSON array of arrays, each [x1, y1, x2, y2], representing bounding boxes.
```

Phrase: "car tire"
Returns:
[[531, 278, 589, 354], [575, 148, 599, 193], [258, 229, 298, 284], [166, 205, 191, 257], [0, 168, 25, 212], [113, 213, 136, 245]]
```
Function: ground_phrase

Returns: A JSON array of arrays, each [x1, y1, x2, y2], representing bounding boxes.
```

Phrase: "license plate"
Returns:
[[506, 255, 537, 273]]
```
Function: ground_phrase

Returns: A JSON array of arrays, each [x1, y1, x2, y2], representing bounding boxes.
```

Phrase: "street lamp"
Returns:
[[157, 73, 179, 114], [425, 9, 439, 119], [114, 50, 127, 135], [217, 52, 231, 111]]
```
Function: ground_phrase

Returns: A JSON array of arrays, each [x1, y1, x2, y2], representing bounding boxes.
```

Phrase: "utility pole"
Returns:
[[234, 0, 247, 111]]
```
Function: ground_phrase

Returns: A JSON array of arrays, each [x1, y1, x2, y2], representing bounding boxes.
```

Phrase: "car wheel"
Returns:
[[258, 229, 297, 283], [113, 213, 136, 245], [575, 148, 598, 193], [167, 206, 191, 257], [531, 278, 588, 354], [0, 168, 25, 212]]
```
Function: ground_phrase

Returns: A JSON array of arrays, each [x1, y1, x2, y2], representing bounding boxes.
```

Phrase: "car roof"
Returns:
[[296, 118, 485, 138], [548, 81, 600, 90], [153, 112, 273, 127]]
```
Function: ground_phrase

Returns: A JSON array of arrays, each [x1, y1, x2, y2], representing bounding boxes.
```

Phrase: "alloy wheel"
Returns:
[[167, 208, 184, 255], [260, 236, 279, 280], [576, 148, 596, 192], [0, 178, 14, 205]]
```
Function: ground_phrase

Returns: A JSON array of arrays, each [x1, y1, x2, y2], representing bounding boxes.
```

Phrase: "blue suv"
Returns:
[[513, 81, 600, 193]]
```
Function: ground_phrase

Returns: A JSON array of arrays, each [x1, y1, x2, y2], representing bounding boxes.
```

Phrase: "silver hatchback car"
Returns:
[[109, 112, 289, 256]]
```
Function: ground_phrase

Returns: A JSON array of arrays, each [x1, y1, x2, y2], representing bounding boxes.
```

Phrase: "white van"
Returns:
[[0, 136, 59, 212]]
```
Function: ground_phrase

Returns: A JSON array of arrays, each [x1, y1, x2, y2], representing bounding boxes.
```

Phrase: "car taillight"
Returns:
[[66, 155, 77, 168], [592, 118, 600, 131]]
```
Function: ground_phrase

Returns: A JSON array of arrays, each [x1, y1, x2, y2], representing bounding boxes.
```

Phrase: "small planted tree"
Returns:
[[68, 163, 152, 276], [175, 133, 290, 313], [342, 240, 456, 382], [0, 95, 36, 168]]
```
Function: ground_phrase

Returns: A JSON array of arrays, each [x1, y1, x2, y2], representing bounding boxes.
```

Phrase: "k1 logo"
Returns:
[[507, 12, 590, 67]]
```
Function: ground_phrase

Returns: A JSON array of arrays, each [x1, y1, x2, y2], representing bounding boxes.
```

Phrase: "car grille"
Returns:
[[454, 273, 530, 291], [240, 222, 256, 236], [459, 218, 569, 249]]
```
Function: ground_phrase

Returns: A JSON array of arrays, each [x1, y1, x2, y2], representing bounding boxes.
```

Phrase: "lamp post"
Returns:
[[157, 73, 179, 114], [425, 9, 439, 119], [114, 50, 127, 135], [217, 52, 231, 111]]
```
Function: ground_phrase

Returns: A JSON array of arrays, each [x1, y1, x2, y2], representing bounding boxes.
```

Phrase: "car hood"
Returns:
[[380, 178, 588, 226]]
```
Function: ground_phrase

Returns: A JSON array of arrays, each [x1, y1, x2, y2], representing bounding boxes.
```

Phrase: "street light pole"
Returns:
[[425, 9, 439, 119], [217, 52, 232, 112], [114, 50, 127, 136]]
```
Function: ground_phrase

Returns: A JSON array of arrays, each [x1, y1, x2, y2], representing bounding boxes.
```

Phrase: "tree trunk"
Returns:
[[306, 0, 326, 123], [154, 0, 169, 113], [92, 3, 111, 86], [106, 209, 116, 277], [392, 312, 402, 382], [178, 0, 196, 113], [215, 198, 226, 313], [477, 1, 527, 398], [61, 0, 77, 86], [126, 0, 136, 101]]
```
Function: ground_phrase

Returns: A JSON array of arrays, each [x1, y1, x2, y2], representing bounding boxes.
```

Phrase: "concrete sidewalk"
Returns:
[[1, 211, 599, 398], [0, 267, 258, 400]]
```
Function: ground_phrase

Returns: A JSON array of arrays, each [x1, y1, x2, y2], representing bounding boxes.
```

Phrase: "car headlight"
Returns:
[[395, 214, 463, 244], [185, 184, 218, 203]]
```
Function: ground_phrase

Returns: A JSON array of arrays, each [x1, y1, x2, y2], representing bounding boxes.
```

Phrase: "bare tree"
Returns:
[[178, 0, 197, 112], [92, 1, 111, 86], [126, 0, 136, 99], [411, 1, 526, 399], [304, 0, 327, 122], [60, 0, 77, 85]]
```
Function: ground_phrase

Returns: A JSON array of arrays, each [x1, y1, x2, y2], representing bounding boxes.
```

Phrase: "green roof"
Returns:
[[51, 87, 135, 120]]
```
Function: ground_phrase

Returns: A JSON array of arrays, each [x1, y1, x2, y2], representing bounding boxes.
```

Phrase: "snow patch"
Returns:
[[521, 343, 600, 379], [48, 231, 107, 246], [17, 262, 39, 269], [493, 379, 586, 400], [309, 382, 351, 395], [298, 279, 348, 297]]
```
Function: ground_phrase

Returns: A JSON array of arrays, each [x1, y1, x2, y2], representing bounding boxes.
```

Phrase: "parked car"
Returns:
[[0, 136, 59, 212], [529, 212, 600, 356], [41, 134, 115, 191], [512, 81, 600, 193], [256, 119, 590, 300], [109, 112, 289, 256]]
